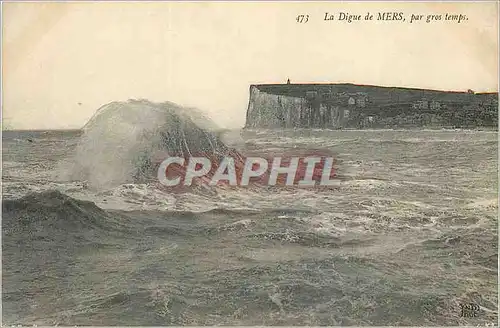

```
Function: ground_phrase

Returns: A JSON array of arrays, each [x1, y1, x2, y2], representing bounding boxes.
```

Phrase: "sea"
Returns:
[[2, 128, 498, 326]]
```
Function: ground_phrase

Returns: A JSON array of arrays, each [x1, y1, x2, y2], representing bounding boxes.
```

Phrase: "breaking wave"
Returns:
[[59, 100, 235, 189], [59, 99, 338, 191]]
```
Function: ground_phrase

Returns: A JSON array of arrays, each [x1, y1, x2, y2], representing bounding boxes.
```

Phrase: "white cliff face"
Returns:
[[245, 86, 345, 129], [246, 86, 306, 128]]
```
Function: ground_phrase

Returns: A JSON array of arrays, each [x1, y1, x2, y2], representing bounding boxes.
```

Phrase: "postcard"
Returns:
[[2, 1, 498, 326]]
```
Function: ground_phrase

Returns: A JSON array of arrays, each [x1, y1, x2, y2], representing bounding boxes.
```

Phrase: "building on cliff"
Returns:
[[245, 83, 498, 129]]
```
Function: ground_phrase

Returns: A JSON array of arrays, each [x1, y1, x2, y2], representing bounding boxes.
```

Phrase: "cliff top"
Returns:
[[251, 83, 497, 105], [252, 83, 497, 95]]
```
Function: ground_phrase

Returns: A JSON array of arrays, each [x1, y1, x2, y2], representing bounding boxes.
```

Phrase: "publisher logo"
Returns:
[[459, 303, 480, 318]]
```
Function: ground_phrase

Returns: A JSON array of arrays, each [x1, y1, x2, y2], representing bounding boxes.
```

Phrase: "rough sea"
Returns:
[[2, 128, 498, 326]]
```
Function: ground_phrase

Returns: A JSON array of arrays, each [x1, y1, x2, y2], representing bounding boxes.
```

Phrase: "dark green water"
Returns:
[[2, 129, 498, 325]]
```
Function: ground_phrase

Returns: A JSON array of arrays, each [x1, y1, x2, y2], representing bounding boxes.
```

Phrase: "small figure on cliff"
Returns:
[[287, 78, 291, 84]]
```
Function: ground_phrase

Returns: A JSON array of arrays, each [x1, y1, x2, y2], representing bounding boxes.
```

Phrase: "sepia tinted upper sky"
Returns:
[[2, 1, 498, 129]]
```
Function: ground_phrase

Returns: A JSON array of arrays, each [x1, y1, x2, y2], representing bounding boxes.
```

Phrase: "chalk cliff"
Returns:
[[245, 83, 498, 129]]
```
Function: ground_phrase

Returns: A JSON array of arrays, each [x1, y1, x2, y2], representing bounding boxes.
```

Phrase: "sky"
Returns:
[[2, 1, 499, 130]]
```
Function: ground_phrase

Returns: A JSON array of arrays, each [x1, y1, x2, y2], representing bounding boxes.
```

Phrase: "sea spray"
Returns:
[[59, 99, 234, 189]]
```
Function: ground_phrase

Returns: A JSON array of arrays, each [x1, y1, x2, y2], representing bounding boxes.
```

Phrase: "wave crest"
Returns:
[[60, 100, 232, 189]]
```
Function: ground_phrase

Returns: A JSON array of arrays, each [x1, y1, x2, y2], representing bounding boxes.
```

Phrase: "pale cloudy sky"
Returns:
[[2, 1, 498, 129]]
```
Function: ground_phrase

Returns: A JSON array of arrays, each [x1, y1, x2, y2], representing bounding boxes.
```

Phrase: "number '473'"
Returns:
[[296, 15, 309, 23]]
